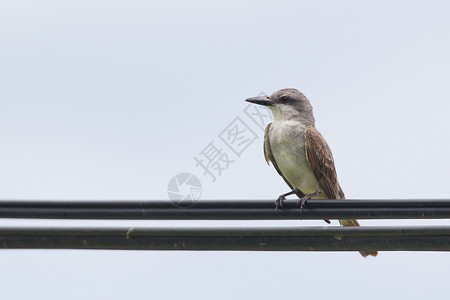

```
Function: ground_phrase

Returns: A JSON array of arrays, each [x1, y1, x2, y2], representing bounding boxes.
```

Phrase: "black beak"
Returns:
[[245, 96, 273, 106]]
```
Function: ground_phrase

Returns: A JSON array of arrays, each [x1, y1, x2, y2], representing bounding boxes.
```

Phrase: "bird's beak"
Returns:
[[245, 96, 273, 106]]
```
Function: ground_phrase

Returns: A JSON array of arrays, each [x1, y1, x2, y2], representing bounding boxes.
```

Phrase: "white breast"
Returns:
[[269, 121, 326, 198]]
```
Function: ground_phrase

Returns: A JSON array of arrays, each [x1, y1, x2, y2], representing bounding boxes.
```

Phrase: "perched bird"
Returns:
[[246, 88, 377, 257]]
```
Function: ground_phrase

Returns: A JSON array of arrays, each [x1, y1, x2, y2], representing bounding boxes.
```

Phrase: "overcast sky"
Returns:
[[1, 1, 450, 299]]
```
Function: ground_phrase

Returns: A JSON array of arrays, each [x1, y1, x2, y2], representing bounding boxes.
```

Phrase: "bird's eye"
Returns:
[[280, 96, 289, 102]]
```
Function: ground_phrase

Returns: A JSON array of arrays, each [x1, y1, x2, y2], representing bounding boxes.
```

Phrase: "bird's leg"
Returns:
[[299, 189, 321, 212], [275, 190, 296, 210]]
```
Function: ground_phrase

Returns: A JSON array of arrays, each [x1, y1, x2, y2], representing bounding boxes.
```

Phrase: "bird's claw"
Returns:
[[299, 197, 308, 212], [275, 195, 285, 211], [298, 189, 321, 213], [275, 190, 296, 211]]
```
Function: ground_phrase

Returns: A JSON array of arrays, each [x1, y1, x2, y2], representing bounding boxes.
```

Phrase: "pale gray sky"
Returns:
[[1, 1, 450, 299]]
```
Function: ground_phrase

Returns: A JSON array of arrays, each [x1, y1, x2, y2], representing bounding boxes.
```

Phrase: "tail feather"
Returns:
[[339, 219, 378, 257]]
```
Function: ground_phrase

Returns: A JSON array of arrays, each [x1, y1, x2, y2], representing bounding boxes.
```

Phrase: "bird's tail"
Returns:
[[339, 219, 378, 257]]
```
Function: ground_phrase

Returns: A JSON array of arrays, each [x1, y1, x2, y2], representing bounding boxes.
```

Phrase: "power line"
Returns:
[[0, 199, 449, 220], [0, 226, 449, 251], [1, 199, 450, 252]]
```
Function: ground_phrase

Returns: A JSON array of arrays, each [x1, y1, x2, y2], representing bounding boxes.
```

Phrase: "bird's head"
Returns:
[[246, 88, 314, 123]]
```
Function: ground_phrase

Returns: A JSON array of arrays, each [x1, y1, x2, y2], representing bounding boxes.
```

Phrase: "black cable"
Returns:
[[1, 226, 449, 251], [0, 199, 449, 220]]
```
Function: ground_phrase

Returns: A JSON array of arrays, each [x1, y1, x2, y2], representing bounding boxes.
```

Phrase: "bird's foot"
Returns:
[[298, 189, 321, 213], [275, 196, 285, 211], [299, 197, 307, 212], [275, 190, 295, 211]]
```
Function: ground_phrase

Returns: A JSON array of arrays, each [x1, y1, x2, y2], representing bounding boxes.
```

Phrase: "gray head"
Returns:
[[246, 88, 315, 126]]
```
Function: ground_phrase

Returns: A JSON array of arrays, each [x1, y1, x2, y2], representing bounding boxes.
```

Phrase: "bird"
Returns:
[[246, 88, 378, 257]]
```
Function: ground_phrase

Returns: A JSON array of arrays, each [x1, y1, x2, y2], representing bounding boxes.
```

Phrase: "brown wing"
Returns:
[[264, 123, 303, 195], [304, 126, 345, 200], [305, 128, 377, 255]]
